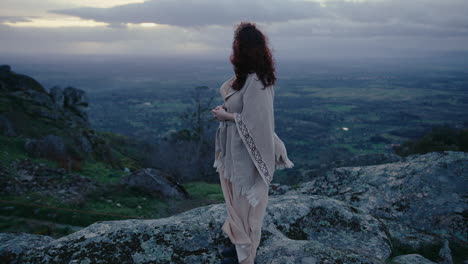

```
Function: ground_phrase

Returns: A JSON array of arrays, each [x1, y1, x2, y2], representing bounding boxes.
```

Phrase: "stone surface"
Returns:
[[264, 195, 391, 261], [391, 254, 437, 264], [120, 168, 190, 199], [438, 239, 454, 264], [0, 232, 55, 264], [287, 151, 468, 244], [0, 195, 391, 264]]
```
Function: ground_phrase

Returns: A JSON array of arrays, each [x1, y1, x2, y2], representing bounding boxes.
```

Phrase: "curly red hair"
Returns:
[[229, 22, 276, 91]]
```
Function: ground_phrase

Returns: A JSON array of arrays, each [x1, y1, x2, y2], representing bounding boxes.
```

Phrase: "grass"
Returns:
[[79, 161, 127, 184], [182, 181, 223, 201], [1, 133, 225, 237], [0, 135, 57, 169], [0, 179, 225, 237]]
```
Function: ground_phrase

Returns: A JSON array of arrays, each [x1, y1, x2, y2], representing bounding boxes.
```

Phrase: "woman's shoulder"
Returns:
[[220, 75, 235, 91], [222, 75, 236, 87]]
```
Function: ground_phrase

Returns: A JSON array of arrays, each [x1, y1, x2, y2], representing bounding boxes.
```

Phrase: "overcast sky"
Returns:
[[1, 0, 467, 60]]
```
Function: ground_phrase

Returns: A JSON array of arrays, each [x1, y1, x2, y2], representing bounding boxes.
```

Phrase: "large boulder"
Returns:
[[287, 151, 468, 245], [49, 86, 65, 108], [63, 86, 89, 116], [0, 195, 393, 264], [24, 135, 68, 161], [0, 232, 55, 264], [120, 168, 190, 199], [262, 195, 391, 261]]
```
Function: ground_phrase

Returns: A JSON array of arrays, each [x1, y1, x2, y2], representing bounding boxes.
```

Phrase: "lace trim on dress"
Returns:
[[234, 112, 272, 185]]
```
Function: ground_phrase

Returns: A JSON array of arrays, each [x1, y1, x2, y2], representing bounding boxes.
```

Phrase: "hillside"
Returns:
[[0, 65, 225, 237]]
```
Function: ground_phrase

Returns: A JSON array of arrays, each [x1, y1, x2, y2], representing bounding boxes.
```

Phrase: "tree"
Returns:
[[147, 86, 220, 183]]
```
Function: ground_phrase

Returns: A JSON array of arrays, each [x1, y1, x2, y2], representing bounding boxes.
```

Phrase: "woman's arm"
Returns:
[[211, 106, 235, 121]]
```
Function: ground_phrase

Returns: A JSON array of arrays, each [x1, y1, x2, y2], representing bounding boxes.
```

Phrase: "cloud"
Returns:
[[51, 0, 324, 27], [50, 0, 468, 38], [0, 23, 230, 57], [0, 16, 35, 23], [1, 0, 467, 59]]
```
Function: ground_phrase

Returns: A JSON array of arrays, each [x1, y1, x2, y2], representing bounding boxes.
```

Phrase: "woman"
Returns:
[[211, 22, 294, 264]]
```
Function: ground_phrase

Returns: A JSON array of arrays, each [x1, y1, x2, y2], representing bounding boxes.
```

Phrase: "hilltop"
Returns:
[[1, 151, 467, 263]]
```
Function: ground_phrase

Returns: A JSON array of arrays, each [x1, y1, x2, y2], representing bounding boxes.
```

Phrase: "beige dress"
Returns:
[[213, 73, 294, 264]]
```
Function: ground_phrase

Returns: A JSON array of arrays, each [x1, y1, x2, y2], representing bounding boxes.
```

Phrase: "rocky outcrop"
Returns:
[[0, 232, 55, 264], [0, 65, 117, 168], [286, 151, 467, 244], [1, 151, 466, 263], [1, 195, 391, 264], [120, 168, 189, 199]]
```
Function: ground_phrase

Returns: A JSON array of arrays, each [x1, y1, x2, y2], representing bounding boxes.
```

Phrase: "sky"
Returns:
[[1, 0, 467, 60]]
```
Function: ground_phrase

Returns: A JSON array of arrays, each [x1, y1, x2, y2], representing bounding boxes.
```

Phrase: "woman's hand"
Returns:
[[211, 105, 235, 121]]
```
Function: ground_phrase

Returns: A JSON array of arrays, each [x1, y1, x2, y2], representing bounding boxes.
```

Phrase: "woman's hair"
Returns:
[[230, 22, 276, 90]]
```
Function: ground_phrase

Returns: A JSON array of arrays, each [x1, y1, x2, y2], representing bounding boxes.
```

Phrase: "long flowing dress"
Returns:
[[213, 72, 294, 264]]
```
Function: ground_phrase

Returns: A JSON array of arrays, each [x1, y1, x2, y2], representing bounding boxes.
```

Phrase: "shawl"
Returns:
[[214, 73, 294, 207]]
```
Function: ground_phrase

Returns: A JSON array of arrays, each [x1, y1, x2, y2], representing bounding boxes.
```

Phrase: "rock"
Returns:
[[0, 194, 392, 264], [24, 135, 68, 161], [0, 232, 54, 264], [379, 218, 442, 253], [120, 168, 190, 199], [263, 195, 392, 261], [0, 114, 16, 136], [63, 86, 88, 116], [255, 238, 383, 264], [49, 86, 64, 108], [287, 151, 468, 243], [391, 254, 437, 264], [0, 66, 118, 168], [9, 89, 56, 109], [438, 239, 453, 264], [76, 134, 93, 153]]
